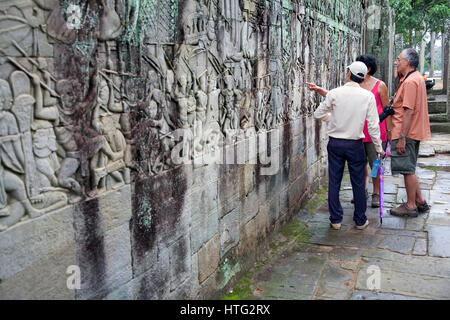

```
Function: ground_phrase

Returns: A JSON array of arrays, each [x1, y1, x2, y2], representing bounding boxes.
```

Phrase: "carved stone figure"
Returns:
[[0, 79, 40, 230], [175, 74, 195, 129], [195, 74, 208, 125], [90, 79, 126, 192], [207, 73, 220, 124], [98, 0, 123, 41]]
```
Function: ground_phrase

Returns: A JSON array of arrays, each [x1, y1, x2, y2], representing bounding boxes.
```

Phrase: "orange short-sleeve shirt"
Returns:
[[391, 71, 431, 141]]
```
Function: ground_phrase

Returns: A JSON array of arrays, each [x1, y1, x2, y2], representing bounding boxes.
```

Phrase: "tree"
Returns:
[[390, 0, 449, 78], [390, 0, 450, 46], [429, 31, 435, 76]]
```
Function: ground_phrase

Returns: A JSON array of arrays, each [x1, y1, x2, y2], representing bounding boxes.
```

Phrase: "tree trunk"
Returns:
[[429, 31, 435, 77], [444, 22, 449, 94], [409, 29, 413, 47], [419, 35, 426, 75], [443, 31, 446, 80]]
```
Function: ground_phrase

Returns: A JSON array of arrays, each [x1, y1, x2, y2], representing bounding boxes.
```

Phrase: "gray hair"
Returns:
[[402, 48, 419, 69]]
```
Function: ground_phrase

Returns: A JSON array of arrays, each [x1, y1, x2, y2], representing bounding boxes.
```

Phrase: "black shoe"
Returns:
[[416, 201, 430, 213]]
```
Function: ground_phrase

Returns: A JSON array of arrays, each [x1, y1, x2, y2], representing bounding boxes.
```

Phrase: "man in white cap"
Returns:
[[305, 61, 385, 230]]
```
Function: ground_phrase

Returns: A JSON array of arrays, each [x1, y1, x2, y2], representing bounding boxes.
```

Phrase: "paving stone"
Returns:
[[416, 167, 436, 180], [383, 183, 398, 195], [314, 260, 353, 300], [376, 229, 427, 238], [307, 227, 383, 249], [356, 268, 450, 299], [418, 145, 436, 157], [361, 249, 450, 278], [351, 290, 427, 300], [412, 238, 427, 256], [405, 215, 427, 231], [397, 188, 430, 204], [379, 217, 406, 230], [328, 246, 363, 262], [254, 251, 327, 300], [377, 235, 416, 254], [357, 249, 450, 299], [427, 205, 450, 226], [426, 225, 450, 258]]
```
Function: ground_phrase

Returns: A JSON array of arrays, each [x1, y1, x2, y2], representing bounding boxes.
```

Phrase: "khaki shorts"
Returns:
[[390, 138, 420, 175], [364, 141, 387, 169]]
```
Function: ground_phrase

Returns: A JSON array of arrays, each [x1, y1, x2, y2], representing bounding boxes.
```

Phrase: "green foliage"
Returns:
[[390, 0, 450, 44]]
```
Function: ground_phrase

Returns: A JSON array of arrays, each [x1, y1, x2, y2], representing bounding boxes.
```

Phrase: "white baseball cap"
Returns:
[[347, 61, 368, 80]]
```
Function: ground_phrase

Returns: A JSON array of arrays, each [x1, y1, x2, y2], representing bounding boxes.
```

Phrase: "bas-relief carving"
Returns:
[[0, 0, 367, 230], [0, 0, 126, 231]]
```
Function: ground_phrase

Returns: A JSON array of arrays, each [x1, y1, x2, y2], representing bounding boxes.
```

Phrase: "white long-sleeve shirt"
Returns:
[[313, 81, 382, 153]]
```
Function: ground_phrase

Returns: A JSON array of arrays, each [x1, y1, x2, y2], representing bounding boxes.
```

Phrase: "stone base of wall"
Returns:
[[0, 116, 328, 300]]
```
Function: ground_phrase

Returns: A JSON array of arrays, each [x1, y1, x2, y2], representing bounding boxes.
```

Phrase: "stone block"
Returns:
[[198, 234, 220, 284], [377, 235, 416, 254], [238, 163, 254, 198], [0, 205, 75, 281], [186, 181, 218, 217], [75, 223, 133, 300], [219, 208, 240, 258], [190, 208, 219, 254], [189, 163, 220, 190], [0, 245, 76, 299], [426, 225, 450, 258], [255, 204, 270, 239], [279, 187, 289, 214], [288, 174, 308, 208], [111, 248, 170, 300], [239, 190, 260, 227], [98, 185, 132, 231], [238, 217, 258, 258], [218, 164, 240, 209], [168, 236, 191, 291], [412, 238, 427, 256], [268, 194, 280, 225]]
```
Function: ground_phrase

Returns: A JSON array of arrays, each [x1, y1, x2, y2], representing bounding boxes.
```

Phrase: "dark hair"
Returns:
[[350, 73, 364, 83], [356, 54, 378, 75], [402, 48, 419, 69]]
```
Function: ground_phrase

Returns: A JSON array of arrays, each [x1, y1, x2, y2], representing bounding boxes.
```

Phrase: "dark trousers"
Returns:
[[327, 137, 367, 226]]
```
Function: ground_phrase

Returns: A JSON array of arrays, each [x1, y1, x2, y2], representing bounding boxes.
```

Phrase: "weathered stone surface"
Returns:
[[219, 208, 240, 258], [74, 223, 133, 300], [426, 225, 450, 258], [0, 206, 75, 281], [254, 251, 327, 300], [418, 145, 436, 157], [239, 190, 260, 227], [0, 245, 76, 300], [413, 238, 427, 256], [307, 226, 383, 249], [190, 208, 219, 255], [351, 291, 426, 300], [198, 234, 220, 284], [0, 0, 370, 300], [98, 185, 132, 231], [377, 235, 416, 254], [169, 236, 191, 291], [315, 260, 353, 300]]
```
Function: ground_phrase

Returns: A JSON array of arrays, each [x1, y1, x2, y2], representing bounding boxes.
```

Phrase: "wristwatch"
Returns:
[[399, 134, 406, 139]]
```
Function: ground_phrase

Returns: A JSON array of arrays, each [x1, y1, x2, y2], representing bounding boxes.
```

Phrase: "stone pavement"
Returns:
[[223, 133, 450, 300]]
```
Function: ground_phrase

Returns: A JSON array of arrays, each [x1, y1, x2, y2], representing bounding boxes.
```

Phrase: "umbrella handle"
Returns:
[[379, 165, 385, 221]]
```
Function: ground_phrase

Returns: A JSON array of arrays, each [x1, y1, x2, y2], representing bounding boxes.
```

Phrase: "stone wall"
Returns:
[[0, 0, 368, 299]]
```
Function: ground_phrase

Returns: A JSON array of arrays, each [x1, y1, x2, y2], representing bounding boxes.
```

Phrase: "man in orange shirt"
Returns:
[[390, 48, 431, 217]]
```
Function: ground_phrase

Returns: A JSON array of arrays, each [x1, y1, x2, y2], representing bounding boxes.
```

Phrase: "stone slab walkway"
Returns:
[[224, 133, 450, 300]]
